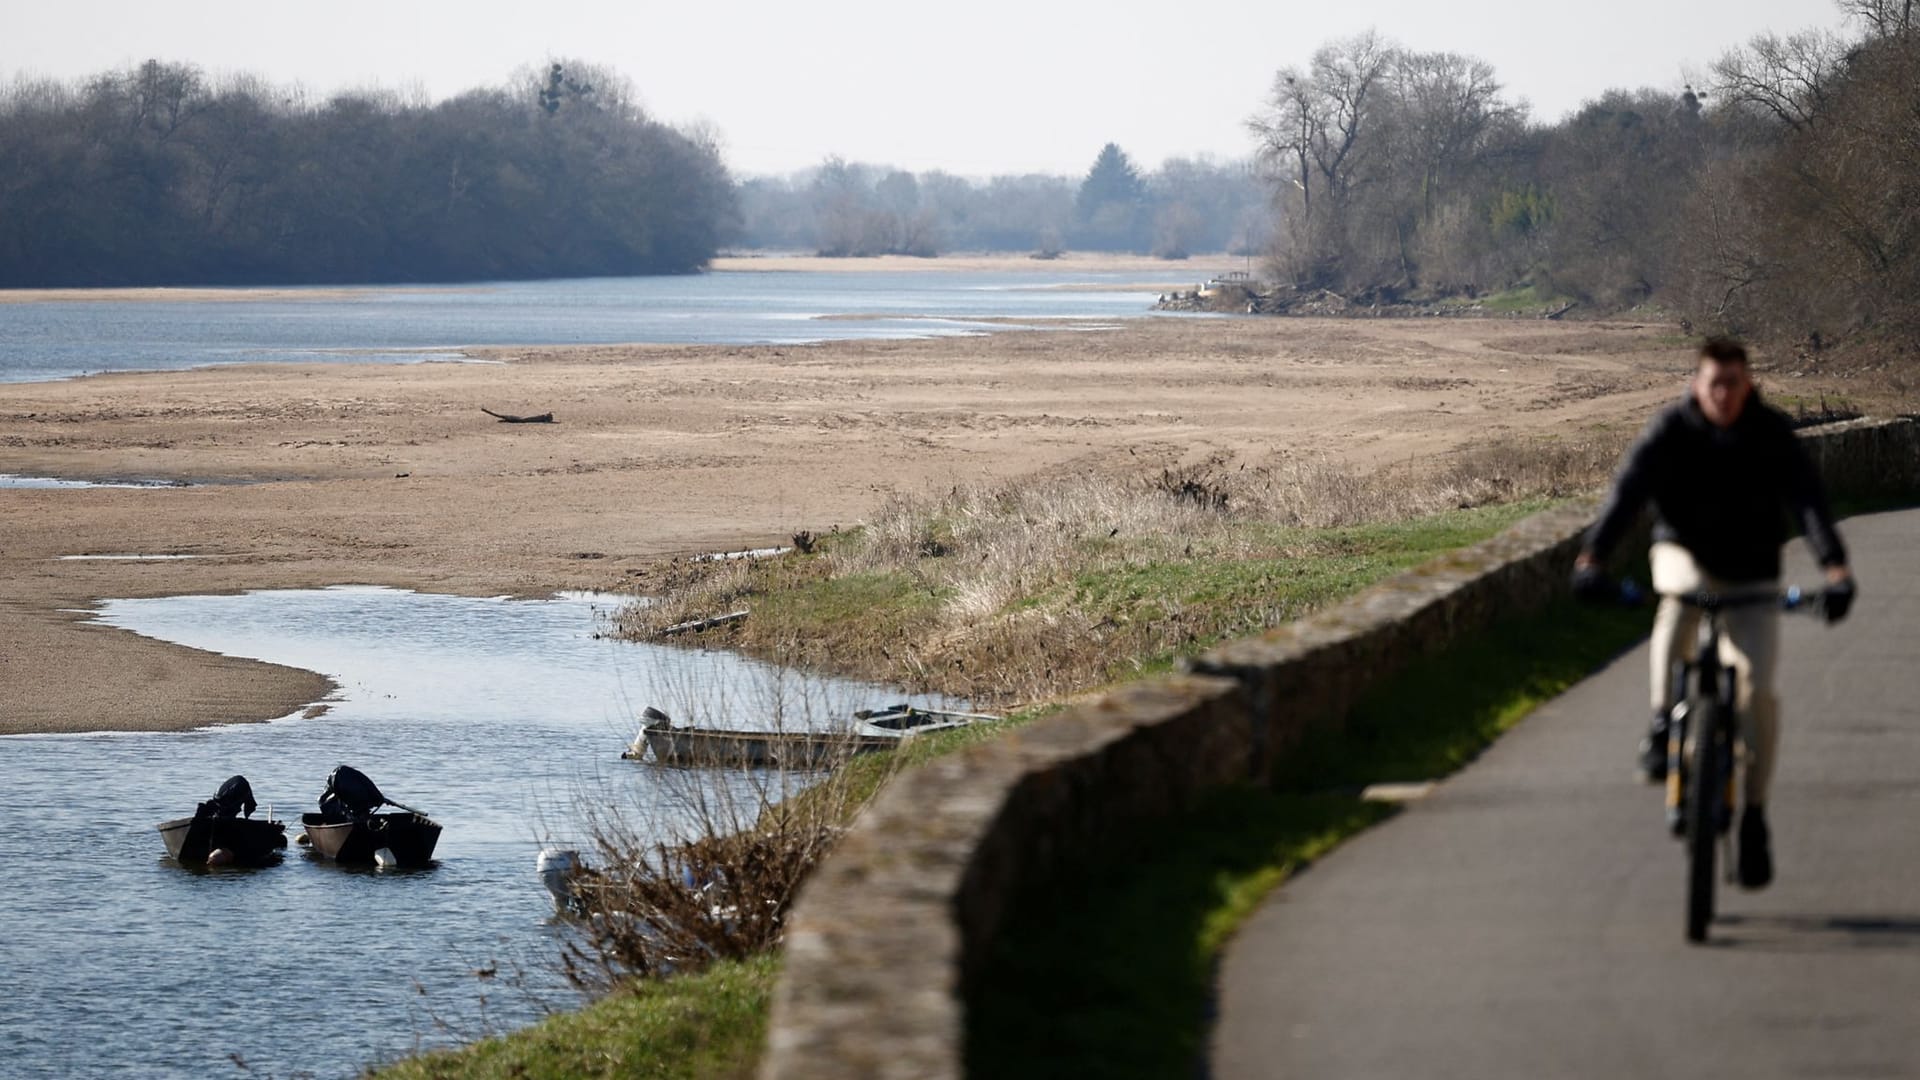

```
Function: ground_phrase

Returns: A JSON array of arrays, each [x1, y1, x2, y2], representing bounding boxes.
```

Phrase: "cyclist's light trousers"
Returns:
[[1650, 543, 1783, 805]]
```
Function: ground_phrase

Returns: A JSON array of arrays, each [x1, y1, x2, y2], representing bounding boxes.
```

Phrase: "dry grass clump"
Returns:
[[616, 434, 1626, 707]]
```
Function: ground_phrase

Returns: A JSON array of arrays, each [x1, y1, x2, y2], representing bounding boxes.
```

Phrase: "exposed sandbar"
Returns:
[[0, 315, 1718, 735]]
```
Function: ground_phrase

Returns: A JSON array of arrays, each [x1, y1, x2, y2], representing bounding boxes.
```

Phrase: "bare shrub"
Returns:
[[1153, 459, 1232, 511], [555, 678, 903, 993]]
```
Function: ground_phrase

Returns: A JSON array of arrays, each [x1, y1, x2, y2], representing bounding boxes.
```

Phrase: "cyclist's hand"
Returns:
[[1822, 577, 1856, 624], [1571, 564, 1613, 605]]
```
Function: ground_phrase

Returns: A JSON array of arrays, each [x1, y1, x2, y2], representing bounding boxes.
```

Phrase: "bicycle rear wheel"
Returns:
[[1685, 699, 1722, 943]]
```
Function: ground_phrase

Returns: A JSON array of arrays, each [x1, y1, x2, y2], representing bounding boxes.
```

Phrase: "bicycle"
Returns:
[[1658, 586, 1824, 943]]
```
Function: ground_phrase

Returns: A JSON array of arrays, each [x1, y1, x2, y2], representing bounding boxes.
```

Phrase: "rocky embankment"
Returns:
[[1155, 281, 1578, 320]]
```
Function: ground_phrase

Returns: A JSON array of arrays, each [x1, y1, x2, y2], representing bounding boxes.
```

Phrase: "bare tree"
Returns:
[[1837, 0, 1915, 37], [1249, 30, 1393, 286], [1710, 30, 1848, 130]]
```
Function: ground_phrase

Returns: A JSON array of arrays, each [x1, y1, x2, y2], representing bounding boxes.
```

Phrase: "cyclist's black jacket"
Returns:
[[1583, 392, 1847, 583]]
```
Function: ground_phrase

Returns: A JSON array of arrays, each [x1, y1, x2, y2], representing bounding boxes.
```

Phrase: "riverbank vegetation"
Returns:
[[735, 146, 1268, 259], [1246, 6, 1920, 364], [0, 59, 732, 286], [617, 438, 1621, 707]]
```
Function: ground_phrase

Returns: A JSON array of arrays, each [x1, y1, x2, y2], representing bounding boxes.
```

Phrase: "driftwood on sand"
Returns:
[[481, 408, 555, 423]]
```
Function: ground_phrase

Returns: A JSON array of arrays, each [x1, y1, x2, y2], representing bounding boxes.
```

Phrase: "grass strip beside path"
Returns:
[[965, 595, 1649, 1078], [369, 954, 779, 1080]]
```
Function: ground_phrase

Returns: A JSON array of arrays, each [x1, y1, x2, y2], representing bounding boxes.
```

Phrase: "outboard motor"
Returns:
[[317, 765, 388, 822], [196, 775, 258, 820], [538, 848, 586, 914]]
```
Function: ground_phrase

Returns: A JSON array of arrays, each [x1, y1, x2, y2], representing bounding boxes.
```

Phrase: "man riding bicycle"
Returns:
[[1573, 336, 1855, 890]]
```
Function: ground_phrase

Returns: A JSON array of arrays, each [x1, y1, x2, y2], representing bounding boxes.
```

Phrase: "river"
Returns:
[[0, 586, 953, 1079], [0, 266, 1135, 1076], [0, 268, 1166, 383]]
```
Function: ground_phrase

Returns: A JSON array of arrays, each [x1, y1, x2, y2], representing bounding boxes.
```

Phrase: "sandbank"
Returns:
[[0, 315, 1720, 735]]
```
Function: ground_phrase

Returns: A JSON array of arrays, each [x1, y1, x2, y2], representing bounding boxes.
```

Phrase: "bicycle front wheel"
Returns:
[[1685, 700, 1722, 943]]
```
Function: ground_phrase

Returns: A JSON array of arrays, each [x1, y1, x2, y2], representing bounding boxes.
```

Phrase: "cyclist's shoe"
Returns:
[[1823, 578, 1856, 624], [1738, 805, 1774, 890], [1638, 715, 1670, 783]]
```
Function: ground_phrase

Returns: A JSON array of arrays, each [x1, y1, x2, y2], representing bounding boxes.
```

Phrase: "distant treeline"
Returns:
[[0, 60, 733, 287], [1249, 1, 1920, 347], [732, 148, 1270, 259]]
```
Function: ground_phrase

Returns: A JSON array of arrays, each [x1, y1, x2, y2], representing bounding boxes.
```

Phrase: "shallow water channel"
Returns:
[[0, 586, 940, 1079]]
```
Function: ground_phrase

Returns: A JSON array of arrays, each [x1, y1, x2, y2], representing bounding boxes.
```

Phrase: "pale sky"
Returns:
[[4, 0, 1856, 178]]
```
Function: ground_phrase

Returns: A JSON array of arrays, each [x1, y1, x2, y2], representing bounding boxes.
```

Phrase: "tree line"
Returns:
[[731, 147, 1269, 259], [0, 60, 734, 286], [1248, 0, 1920, 349]]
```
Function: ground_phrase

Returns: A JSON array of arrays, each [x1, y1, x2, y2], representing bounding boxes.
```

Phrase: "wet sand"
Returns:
[[0, 315, 1708, 734]]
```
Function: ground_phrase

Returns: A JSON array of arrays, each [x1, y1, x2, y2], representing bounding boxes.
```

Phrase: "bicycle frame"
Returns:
[[1659, 586, 1817, 942], [1663, 614, 1736, 839]]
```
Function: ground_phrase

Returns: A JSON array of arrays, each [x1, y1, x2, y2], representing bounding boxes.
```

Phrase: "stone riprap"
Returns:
[[760, 417, 1917, 1080]]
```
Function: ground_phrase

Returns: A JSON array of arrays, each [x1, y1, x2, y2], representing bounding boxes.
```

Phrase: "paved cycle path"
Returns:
[[1212, 508, 1920, 1079]]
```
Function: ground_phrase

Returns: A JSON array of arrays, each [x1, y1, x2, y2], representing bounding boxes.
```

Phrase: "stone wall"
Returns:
[[761, 417, 1917, 1080]]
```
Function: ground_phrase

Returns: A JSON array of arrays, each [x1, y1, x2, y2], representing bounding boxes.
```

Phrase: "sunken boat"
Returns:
[[299, 765, 441, 868], [623, 704, 995, 768], [156, 775, 287, 866]]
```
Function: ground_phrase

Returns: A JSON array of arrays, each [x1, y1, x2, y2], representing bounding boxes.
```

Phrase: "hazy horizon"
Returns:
[[6, 0, 1856, 178]]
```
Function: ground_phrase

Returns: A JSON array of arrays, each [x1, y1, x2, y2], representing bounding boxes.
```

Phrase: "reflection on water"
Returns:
[[0, 586, 939, 1079]]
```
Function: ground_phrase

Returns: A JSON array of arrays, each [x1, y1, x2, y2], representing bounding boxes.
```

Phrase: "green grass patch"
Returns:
[[750, 569, 947, 631], [1047, 502, 1552, 682], [369, 954, 779, 1080], [1479, 283, 1576, 313], [964, 594, 1649, 1079], [967, 791, 1392, 1080]]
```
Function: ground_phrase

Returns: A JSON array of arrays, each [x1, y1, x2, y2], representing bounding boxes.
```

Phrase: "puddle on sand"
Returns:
[[0, 473, 190, 489], [0, 585, 946, 1080]]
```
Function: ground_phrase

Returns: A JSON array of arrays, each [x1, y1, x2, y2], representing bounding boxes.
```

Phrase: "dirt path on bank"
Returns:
[[0, 315, 1747, 734]]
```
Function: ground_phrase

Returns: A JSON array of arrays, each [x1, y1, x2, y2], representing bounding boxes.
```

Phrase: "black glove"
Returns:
[[1822, 578, 1855, 624], [1571, 564, 1613, 605]]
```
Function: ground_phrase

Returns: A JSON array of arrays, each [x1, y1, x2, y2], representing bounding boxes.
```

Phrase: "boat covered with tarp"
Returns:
[[299, 765, 441, 868], [156, 775, 287, 866]]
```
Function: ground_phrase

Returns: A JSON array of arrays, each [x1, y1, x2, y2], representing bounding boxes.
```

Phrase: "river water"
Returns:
[[0, 267, 1138, 1075], [0, 269, 1166, 383], [0, 587, 947, 1079]]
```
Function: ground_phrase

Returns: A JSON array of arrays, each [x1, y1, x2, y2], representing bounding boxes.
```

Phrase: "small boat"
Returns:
[[156, 775, 287, 866], [298, 765, 441, 868], [623, 704, 994, 768]]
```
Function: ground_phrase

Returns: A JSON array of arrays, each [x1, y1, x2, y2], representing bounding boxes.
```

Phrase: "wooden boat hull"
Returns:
[[638, 727, 896, 768], [625, 706, 995, 768], [156, 815, 287, 865], [300, 812, 441, 867]]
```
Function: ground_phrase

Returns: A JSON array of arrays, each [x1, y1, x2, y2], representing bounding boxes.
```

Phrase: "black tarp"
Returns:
[[196, 774, 257, 819], [317, 765, 388, 821]]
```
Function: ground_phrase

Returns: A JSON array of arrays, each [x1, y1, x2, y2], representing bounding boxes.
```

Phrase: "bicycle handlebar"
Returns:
[[1644, 582, 1824, 615]]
